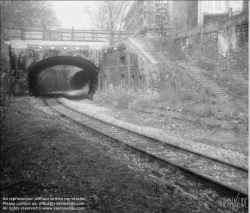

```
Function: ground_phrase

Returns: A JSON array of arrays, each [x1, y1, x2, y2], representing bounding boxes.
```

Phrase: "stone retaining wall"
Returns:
[[164, 12, 248, 71]]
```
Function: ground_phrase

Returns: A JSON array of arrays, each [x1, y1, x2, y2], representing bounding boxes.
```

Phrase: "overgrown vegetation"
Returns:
[[0, 40, 12, 129], [94, 83, 248, 133], [95, 85, 225, 119], [2, 97, 222, 213], [203, 70, 247, 108], [196, 45, 248, 116], [94, 86, 136, 109]]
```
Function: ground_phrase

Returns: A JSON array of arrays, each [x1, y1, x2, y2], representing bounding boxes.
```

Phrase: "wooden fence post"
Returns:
[[71, 26, 74, 41], [42, 28, 45, 41], [60, 32, 63, 41]]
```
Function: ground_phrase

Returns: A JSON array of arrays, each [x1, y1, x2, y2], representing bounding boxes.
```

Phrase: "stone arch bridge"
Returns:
[[9, 44, 101, 99], [28, 56, 99, 98]]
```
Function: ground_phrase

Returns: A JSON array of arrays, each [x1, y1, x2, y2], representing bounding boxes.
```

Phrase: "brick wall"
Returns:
[[100, 46, 143, 91]]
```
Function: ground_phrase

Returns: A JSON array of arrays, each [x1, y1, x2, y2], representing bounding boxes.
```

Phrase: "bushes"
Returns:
[[1, 41, 11, 128], [94, 86, 135, 109], [94, 84, 247, 133], [94, 86, 159, 111], [196, 59, 216, 71]]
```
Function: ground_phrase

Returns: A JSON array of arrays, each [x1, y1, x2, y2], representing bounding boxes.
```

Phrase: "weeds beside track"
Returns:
[[44, 97, 248, 200]]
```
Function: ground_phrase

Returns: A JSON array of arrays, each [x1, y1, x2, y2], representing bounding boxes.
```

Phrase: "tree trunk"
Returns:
[[110, 20, 114, 46]]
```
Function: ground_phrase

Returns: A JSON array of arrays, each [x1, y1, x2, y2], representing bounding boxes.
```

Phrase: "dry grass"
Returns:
[[60, 97, 248, 169], [94, 84, 248, 134], [2, 97, 166, 212], [95, 86, 222, 119], [1, 96, 226, 213], [196, 59, 216, 71], [94, 86, 135, 109], [94, 86, 162, 113], [196, 55, 248, 115]]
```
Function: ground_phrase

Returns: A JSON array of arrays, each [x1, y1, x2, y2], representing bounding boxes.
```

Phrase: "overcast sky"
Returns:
[[51, 1, 97, 30]]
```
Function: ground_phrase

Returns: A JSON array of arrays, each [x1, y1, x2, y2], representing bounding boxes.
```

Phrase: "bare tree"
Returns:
[[84, 5, 108, 30], [84, 1, 130, 46], [35, 1, 61, 30], [1, 1, 60, 38]]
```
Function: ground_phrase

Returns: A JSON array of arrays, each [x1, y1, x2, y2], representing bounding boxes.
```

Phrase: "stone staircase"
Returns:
[[176, 62, 232, 103], [127, 37, 233, 104]]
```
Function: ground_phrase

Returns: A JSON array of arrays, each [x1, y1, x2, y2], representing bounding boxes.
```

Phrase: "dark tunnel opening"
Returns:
[[27, 56, 99, 99], [71, 70, 90, 90]]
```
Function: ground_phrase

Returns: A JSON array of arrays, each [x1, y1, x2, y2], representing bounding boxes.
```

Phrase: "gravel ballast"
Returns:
[[59, 98, 248, 169], [2, 96, 246, 212]]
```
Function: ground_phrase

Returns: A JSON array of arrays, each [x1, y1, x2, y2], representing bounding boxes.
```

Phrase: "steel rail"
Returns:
[[56, 98, 247, 172], [44, 97, 248, 200]]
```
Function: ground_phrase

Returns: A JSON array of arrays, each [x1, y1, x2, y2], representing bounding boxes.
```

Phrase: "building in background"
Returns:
[[166, 0, 244, 31], [171, 1, 198, 31], [198, 1, 244, 25], [123, 1, 173, 37], [123, 1, 245, 36]]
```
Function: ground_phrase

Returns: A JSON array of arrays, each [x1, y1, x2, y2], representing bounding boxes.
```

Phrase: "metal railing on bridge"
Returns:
[[5, 28, 132, 42]]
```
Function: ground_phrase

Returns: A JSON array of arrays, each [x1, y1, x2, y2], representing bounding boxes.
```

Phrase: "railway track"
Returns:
[[44, 97, 248, 200]]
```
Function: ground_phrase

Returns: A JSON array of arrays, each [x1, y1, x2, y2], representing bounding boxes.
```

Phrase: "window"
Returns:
[[130, 75, 135, 89], [131, 75, 134, 83], [120, 56, 126, 65], [215, 1, 223, 12], [205, 1, 210, 6], [139, 75, 142, 89], [121, 74, 125, 87]]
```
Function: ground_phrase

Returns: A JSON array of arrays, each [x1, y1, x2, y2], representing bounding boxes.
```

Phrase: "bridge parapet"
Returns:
[[18, 45, 101, 71], [5, 28, 132, 43]]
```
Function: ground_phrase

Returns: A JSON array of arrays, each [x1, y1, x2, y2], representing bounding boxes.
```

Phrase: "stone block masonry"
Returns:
[[164, 12, 248, 73]]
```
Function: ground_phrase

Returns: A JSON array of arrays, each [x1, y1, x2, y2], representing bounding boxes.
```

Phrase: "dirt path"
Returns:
[[1, 96, 244, 213]]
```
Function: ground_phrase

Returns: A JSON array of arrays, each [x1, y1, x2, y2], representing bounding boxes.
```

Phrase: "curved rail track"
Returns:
[[44, 97, 248, 200]]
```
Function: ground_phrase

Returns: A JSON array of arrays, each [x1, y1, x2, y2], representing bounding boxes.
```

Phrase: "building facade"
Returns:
[[99, 44, 145, 91], [198, 1, 244, 25], [123, 1, 245, 35], [123, 1, 173, 37]]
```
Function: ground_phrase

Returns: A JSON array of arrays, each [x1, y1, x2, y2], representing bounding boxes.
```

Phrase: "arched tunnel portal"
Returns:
[[27, 56, 99, 98], [70, 70, 90, 90]]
